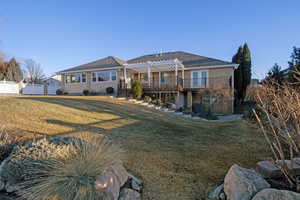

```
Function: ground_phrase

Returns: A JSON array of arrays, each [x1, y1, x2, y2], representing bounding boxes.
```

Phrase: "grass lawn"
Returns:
[[0, 96, 271, 200]]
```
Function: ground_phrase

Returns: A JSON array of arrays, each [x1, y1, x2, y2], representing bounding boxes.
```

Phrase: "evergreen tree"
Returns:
[[288, 47, 300, 83], [0, 57, 23, 81], [8, 58, 23, 82], [232, 43, 252, 104], [265, 63, 284, 84], [233, 46, 244, 104]]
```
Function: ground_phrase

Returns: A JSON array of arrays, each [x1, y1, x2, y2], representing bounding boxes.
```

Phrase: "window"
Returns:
[[141, 73, 148, 82], [98, 71, 110, 81], [82, 73, 86, 83], [93, 71, 117, 82], [92, 72, 97, 82], [65, 74, 81, 83], [191, 71, 208, 88], [65, 75, 71, 83], [111, 71, 117, 81], [161, 72, 170, 83]]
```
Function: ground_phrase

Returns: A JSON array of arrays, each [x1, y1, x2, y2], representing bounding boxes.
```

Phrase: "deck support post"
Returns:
[[175, 62, 178, 86], [187, 91, 192, 111], [158, 71, 161, 89], [148, 65, 151, 87], [182, 68, 184, 88]]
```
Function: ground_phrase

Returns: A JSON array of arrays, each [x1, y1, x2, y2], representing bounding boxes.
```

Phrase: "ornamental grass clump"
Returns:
[[11, 136, 122, 200], [252, 76, 300, 190]]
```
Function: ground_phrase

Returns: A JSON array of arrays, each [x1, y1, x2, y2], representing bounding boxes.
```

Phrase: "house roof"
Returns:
[[60, 51, 236, 73], [127, 51, 234, 68], [60, 56, 126, 73]]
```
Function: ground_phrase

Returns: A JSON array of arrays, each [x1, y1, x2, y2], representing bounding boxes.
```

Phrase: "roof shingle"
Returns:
[[60, 56, 126, 73], [127, 51, 233, 68]]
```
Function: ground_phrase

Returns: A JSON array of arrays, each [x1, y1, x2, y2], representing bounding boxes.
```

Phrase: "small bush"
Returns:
[[132, 80, 143, 99], [176, 107, 183, 112], [83, 89, 90, 96], [56, 89, 63, 95], [90, 91, 97, 96], [63, 91, 69, 95], [154, 99, 162, 106], [144, 96, 152, 103], [106, 87, 114, 94]]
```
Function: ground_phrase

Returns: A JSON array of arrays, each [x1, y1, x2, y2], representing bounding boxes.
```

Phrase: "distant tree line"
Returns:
[[265, 47, 300, 84], [0, 50, 45, 83]]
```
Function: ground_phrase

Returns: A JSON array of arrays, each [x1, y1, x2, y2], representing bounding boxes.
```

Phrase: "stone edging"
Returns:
[[116, 98, 243, 123]]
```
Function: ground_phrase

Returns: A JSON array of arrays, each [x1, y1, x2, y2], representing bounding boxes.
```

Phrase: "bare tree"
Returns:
[[24, 59, 45, 83]]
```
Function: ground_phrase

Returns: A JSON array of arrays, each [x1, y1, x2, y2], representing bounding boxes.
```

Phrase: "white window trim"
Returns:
[[190, 70, 209, 88], [91, 71, 118, 83]]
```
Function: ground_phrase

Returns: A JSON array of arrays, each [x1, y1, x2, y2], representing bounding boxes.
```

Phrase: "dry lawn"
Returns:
[[0, 96, 270, 200]]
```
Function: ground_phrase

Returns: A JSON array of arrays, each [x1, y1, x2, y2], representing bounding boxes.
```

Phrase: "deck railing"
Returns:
[[119, 76, 232, 92]]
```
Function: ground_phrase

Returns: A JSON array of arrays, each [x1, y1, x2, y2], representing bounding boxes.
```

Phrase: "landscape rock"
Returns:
[[252, 188, 300, 200], [118, 188, 141, 200], [208, 184, 224, 200], [256, 159, 300, 179], [224, 164, 270, 200], [128, 173, 142, 192], [95, 163, 128, 200], [0, 194, 15, 200]]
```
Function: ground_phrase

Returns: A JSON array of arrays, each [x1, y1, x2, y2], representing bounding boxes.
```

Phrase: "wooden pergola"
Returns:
[[124, 59, 185, 87]]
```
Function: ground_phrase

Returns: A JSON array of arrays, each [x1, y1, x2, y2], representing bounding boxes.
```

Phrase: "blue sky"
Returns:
[[0, 1, 299, 79]]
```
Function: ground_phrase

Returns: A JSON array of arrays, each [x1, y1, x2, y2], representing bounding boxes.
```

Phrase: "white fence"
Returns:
[[22, 84, 45, 95], [0, 81, 20, 94], [0, 81, 61, 95]]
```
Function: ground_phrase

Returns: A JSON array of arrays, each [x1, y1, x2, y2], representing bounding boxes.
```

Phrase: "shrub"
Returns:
[[13, 136, 122, 200], [106, 87, 114, 94], [63, 91, 69, 95], [90, 91, 97, 96], [154, 99, 162, 106], [176, 107, 183, 112], [0, 126, 20, 162], [56, 89, 63, 95], [144, 96, 152, 103], [253, 80, 300, 190], [83, 89, 90, 96], [131, 80, 143, 99]]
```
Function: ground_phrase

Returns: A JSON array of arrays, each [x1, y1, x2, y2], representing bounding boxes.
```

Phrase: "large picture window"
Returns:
[[98, 72, 110, 81], [65, 73, 81, 83], [93, 71, 117, 82]]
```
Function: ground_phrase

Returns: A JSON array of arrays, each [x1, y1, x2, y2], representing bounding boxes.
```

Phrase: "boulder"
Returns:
[[208, 184, 225, 200], [128, 173, 142, 192], [224, 164, 270, 200], [0, 194, 15, 200], [252, 188, 300, 200], [118, 188, 141, 200], [95, 163, 128, 200], [257, 159, 300, 179]]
